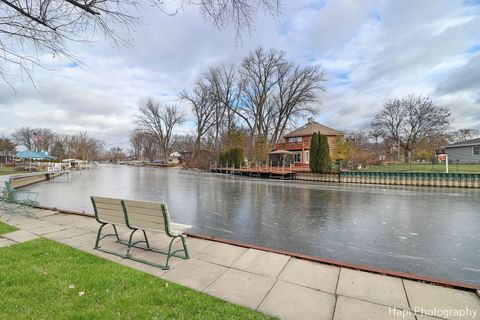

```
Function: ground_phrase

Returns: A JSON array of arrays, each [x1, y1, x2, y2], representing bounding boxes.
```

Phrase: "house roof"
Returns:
[[16, 150, 54, 160], [269, 150, 295, 155], [284, 120, 342, 138], [445, 137, 480, 148]]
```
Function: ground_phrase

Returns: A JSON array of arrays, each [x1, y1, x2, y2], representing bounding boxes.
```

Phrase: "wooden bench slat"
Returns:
[[122, 199, 161, 210]]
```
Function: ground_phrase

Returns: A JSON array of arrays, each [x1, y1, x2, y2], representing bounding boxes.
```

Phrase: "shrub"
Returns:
[[218, 147, 244, 168]]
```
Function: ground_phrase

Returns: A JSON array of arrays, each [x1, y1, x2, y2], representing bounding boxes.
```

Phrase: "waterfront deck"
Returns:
[[210, 164, 311, 179], [1, 207, 478, 320]]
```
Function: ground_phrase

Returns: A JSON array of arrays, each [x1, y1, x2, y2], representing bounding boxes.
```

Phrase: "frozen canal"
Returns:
[[22, 164, 480, 286]]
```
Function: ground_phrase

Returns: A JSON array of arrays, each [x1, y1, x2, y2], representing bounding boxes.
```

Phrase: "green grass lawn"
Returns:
[[359, 163, 480, 173], [0, 238, 274, 320], [0, 167, 16, 175], [0, 221, 16, 235]]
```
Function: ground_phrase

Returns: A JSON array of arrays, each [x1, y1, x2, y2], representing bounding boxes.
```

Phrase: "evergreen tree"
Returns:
[[318, 134, 332, 173], [309, 132, 320, 173]]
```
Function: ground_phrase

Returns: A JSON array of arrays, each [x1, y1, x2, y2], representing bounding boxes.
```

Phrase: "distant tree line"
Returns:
[[6, 127, 105, 161]]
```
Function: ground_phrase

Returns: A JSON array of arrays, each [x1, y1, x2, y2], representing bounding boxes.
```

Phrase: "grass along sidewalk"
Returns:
[[0, 238, 274, 320], [0, 221, 16, 235]]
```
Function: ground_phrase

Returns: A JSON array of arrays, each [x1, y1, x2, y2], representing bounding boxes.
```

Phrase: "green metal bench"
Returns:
[[2, 181, 39, 220], [91, 196, 191, 269]]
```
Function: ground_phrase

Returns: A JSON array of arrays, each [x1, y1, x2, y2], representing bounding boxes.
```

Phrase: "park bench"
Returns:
[[90, 196, 191, 269], [1, 181, 39, 220]]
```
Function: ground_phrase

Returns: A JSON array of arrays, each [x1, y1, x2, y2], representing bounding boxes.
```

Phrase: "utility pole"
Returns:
[[397, 140, 400, 163], [445, 152, 449, 173]]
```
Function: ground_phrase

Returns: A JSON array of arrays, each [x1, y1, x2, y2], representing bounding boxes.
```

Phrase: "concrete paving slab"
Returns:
[[278, 257, 340, 294], [59, 232, 96, 249], [1, 230, 39, 243], [184, 237, 213, 256], [41, 214, 88, 226], [195, 242, 247, 267], [27, 224, 68, 235], [8, 217, 50, 229], [0, 238, 16, 248], [404, 280, 480, 320], [259, 280, 335, 320], [32, 209, 57, 218], [333, 296, 415, 320], [161, 258, 227, 291], [336, 268, 409, 309], [130, 246, 188, 270], [205, 268, 275, 309], [417, 316, 447, 320], [43, 228, 93, 241], [232, 248, 290, 279]]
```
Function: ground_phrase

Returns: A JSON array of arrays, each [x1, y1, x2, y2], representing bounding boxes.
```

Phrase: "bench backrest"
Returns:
[[121, 199, 172, 234], [4, 181, 17, 202], [90, 196, 126, 225]]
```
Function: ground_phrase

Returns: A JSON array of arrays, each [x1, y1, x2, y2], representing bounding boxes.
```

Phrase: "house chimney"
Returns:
[[307, 117, 314, 124]]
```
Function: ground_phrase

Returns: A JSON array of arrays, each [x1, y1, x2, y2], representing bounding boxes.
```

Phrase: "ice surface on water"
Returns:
[[23, 164, 480, 286]]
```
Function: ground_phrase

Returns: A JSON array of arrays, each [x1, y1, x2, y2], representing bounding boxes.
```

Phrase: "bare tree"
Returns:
[[205, 65, 239, 148], [11, 126, 35, 150], [270, 63, 326, 144], [237, 47, 284, 142], [129, 128, 144, 160], [450, 128, 477, 143], [136, 98, 184, 163], [180, 80, 216, 156], [0, 0, 280, 88], [371, 95, 451, 162], [33, 128, 56, 152]]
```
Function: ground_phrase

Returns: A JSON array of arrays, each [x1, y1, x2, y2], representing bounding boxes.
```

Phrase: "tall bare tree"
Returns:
[[270, 63, 326, 144], [136, 98, 184, 163], [205, 65, 239, 148], [0, 0, 280, 88], [237, 47, 284, 141], [371, 95, 451, 162], [180, 80, 216, 156]]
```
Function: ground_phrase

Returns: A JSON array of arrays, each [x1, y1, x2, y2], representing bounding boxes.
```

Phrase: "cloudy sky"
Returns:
[[1, 0, 479, 149]]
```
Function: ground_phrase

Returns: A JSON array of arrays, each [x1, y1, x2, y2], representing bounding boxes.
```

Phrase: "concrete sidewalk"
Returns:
[[1, 208, 479, 320]]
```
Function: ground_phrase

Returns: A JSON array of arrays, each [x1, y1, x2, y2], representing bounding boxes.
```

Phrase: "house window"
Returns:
[[305, 151, 310, 164], [294, 152, 301, 163], [289, 137, 302, 143], [474, 146, 480, 156]]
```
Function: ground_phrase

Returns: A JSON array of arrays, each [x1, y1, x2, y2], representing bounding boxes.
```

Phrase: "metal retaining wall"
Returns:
[[9, 172, 62, 188], [295, 172, 480, 188], [295, 172, 340, 182]]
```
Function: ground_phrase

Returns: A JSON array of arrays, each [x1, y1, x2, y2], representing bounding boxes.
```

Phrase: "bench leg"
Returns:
[[165, 235, 190, 269], [94, 223, 128, 258], [142, 230, 150, 249], [94, 223, 107, 249], [112, 224, 120, 242]]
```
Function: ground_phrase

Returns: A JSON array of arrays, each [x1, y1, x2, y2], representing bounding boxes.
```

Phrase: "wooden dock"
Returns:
[[210, 165, 296, 179]]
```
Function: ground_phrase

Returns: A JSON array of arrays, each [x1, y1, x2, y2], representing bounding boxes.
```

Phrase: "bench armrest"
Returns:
[[170, 222, 192, 235]]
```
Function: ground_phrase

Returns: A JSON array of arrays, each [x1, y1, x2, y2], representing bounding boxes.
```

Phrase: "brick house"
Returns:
[[273, 118, 343, 167]]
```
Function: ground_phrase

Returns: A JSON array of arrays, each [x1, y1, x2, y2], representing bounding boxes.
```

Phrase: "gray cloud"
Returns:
[[0, 0, 479, 148]]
